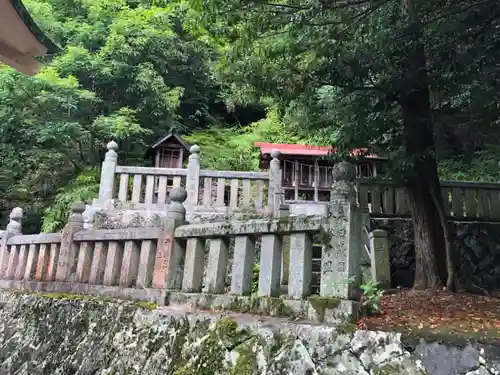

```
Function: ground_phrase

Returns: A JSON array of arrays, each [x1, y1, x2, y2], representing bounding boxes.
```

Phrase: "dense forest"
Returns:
[[1, 0, 500, 289]]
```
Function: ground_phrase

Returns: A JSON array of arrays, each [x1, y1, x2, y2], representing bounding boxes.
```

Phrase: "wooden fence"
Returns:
[[357, 180, 500, 221]]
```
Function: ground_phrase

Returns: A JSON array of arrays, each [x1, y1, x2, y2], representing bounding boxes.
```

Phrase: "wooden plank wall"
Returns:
[[357, 181, 500, 221]]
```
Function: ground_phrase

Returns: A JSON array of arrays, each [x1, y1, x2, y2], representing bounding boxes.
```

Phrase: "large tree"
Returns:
[[0, 0, 227, 231], [194, 0, 500, 289]]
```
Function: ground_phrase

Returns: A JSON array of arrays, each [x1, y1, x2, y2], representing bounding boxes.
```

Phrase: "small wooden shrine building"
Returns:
[[254, 142, 387, 201], [0, 0, 59, 75], [145, 131, 191, 168]]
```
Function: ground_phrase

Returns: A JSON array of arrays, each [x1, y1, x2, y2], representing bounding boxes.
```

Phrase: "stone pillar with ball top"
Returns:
[[153, 187, 187, 289], [98, 140, 118, 203], [0, 207, 23, 278], [320, 161, 362, 300]]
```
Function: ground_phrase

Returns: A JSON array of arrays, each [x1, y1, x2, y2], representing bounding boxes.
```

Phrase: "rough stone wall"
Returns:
[[0, 291, 497, 375], [372, 219, 500, 291]]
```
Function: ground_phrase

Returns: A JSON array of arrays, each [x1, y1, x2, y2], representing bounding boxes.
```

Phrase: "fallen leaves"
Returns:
[[357, 289, 500, 343]]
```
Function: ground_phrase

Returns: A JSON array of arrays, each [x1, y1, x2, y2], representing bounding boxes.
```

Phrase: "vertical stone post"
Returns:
[[0, 207, 23, 278], [258, 232, 282, 297], [98, 140, 118, 203], [369, 229, 391, 288], [55, 202, 85, 281], [231, 235, 256, 295], [279, 204, 291, 290], [185, 145, 201, 207], [268, 149, 283, 215], [360, 211, 372, 284], [320, 161, 362, 300], [153, 187, 187, 289]]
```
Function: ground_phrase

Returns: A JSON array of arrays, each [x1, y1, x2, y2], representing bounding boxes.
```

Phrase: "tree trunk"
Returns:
[[399, 0, 447, 289], [404, 155, 447, 289]]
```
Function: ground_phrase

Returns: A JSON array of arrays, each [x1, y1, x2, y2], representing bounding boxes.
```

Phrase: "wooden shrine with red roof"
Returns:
[[254, 142, 387, 201]]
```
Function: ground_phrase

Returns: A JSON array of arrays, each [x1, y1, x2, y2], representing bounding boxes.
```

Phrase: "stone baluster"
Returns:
[[1, 207, 23, 279], [321, 161, 362, 300], [120, 240, 140, 287], [76, 241, 93, 283], [55, 202, 85, 281], [369, 229, 390, 288], [98, 140, 118, 203], [231, 235, 256, 296], [258, 230, 282, 297], [268, 149, 283, 215], [182, 236, 206, 292], [288, 230, 313, 299], [152, 187, 187, 289], [360, 211, 372, 284], [279, 204, 291, 292], [204, 237, 229, 293], [185, 145, 201, 208]]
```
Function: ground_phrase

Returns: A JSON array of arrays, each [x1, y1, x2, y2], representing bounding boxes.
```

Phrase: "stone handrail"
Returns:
[[115, 166, 188, 176], [198, 170, 269, 180], [0, 163, 364, 323], [174, 217, 324, 238], [99, 141, 282, 214]]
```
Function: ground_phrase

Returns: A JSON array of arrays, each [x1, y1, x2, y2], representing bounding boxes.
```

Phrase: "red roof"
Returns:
[[254, 142, 380, 158]]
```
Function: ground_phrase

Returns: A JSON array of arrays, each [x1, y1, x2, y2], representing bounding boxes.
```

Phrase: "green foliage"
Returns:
[[252, 263, 259, 294], [439, 150, 500, 182], [0, 0, 231, 231], [1, 0, 500, 237], [41, 169, 100, 233], [360, 280, 385, 314], [184, 107, 311, 171]]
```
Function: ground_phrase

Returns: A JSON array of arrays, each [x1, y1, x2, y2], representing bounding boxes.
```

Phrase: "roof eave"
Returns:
[[10, 0, 61, 55]]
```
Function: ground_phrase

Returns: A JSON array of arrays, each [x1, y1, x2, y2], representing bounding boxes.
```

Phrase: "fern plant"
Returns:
[[41, 168, 100, 233]]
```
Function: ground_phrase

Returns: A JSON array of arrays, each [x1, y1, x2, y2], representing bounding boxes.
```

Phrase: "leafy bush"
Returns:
[[360, 280, 385, 314], [41, 168, 100, 233]]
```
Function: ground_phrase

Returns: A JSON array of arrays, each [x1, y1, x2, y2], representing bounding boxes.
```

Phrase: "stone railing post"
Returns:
[[98, 140, 118, 203], [153, 187, 187, 289], [268, 149, 283, 215], [321, 161, 362, 300], [55, 202, 85, 281], [185, 145, 201, 208], [279, 204, 290, 290], [360, 211, 371, 284], [369, 229, 391, 288], [0, 207, 23, 278]]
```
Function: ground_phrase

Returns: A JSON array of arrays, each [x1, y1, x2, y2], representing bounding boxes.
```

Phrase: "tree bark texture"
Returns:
[[399, 0, 447, 289]]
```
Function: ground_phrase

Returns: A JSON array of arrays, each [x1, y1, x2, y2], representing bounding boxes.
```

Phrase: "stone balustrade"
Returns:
[[0, 163, 385, 322], [98, 141, 281, 214]]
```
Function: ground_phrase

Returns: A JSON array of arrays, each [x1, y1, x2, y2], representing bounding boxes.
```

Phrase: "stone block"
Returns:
[[288, 232, 313, 299], [120, 240, 140, 287], [230, 236, 255, 295], [258, 234, 282, 297], [182, 237, 205, 292], [204, 238, 229, 294]]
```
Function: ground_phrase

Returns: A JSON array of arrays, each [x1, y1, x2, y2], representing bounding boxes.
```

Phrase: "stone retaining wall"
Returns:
[[0, 291, 497, 375], [372, 219, 500, 291]]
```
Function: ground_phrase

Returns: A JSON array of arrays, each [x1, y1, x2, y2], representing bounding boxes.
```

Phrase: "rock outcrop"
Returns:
[[0, 291, 497, 375]]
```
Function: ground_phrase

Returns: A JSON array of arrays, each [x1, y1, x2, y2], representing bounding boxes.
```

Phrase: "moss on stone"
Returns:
[[174, 322, 230, 375], [308, 295, 340, 310], [134, 301, 157, 310], [227, 296, 296, 318], [308, 295, 341, 323], [215, 316, 239, 338], [372, 362, 405, 375], [335, 321, 357, 335], [228, 340, 259, 375], [31, 292, 114, 303]]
